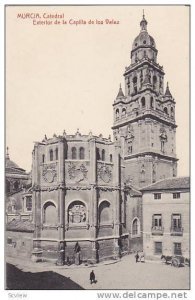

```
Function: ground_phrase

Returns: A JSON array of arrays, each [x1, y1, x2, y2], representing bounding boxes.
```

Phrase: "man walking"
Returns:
[[90, 270, 96, 284], [135, 251, 139, 263]]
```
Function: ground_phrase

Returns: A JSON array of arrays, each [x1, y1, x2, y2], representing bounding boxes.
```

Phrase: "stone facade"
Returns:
[[112, 14, 177, 188], [141, 177, 190, 261], [6, 14, 184, 265], [32, 132, 129, 264]]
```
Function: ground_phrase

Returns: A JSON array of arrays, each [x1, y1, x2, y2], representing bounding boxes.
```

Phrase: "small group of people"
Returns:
[[135, 251, 145, 263]]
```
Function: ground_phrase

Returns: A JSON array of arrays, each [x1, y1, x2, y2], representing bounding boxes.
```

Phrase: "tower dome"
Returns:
[[131, 12, 157, 64]]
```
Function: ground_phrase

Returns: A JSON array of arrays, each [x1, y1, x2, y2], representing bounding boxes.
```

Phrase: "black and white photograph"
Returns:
[[3, 4, 190, 294]]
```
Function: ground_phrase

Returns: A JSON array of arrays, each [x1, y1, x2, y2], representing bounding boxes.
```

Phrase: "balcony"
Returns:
[[151, 226, 164, 235], [170, 227, 183, 236]]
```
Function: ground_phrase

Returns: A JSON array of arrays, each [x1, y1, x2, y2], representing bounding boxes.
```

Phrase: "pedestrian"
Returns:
[[135, 251, 139, 263], [90, 270, 96, 284]]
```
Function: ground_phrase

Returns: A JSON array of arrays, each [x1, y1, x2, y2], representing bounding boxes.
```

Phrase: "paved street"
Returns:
[[6, 254, 190, 290]]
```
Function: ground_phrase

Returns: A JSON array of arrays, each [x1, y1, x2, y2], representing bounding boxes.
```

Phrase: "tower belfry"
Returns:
[[112, 14, 178, 187]]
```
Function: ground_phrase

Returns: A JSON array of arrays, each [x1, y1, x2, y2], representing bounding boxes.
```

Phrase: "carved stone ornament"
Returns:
[[68, 202, 86, 224], [97, 165, 112, 183], [159, 127, 167, 141], [42, 164, 57, 183], [68, 163, 88, 182], [126, 124, 134, 140]]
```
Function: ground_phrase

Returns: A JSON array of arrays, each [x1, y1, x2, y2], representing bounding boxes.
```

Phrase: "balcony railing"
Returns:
[[170, 227, 183, 236], [151, 226, 164, 235]]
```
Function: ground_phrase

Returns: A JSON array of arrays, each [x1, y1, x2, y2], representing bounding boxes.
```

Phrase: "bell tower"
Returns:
[[112, 13, 178, 188]]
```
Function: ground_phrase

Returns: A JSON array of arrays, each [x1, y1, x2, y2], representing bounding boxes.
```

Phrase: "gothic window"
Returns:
[[71, 147, 77, 159], [68, 201, 86, 224], [110, 154, 113, 162], [79, 147, 85, 160], [26, 196, 32, 211], [6, 180, 10, 193], [164, 107, 168, 114], [132, 218, 140, 236], [42, 154, 45, 163], [122, 108, 126, 117], [116, 108, 119, 119], [141, 97, 145, 108], [99, 201, 111, 224], [55, 148, 58, 160], [150, 97, 154, 108], [102, 149, 105, 161], [49, 149, 53, 161], [43, 201, 57, 225]]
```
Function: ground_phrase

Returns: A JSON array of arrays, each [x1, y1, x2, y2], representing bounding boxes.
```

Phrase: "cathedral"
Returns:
[[6, 14, 179, 265]]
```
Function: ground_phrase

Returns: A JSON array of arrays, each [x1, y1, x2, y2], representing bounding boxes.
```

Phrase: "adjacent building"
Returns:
[[141, 177, 190, 260]]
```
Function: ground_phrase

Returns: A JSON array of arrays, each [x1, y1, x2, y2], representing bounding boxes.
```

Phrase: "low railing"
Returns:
[[151, 226, 164, 235], [170, 227, 183, 236]]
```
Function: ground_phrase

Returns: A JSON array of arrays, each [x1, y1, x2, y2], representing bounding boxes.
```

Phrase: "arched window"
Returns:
[[14, 181, 19, 190], [72, 147, 77, 159], [133, 76, 137, 84], [68, 200, 86, 224], [150, 97, 154, 108], [164, 107, 168, 114], [99, 201, 111, 224], [79, 147, 85, 160], [132, 218, 140, 236], [122, 108, 126, 117], [133, 76, 137, 93], [116, 108, 119, 119], [141, 97, 145, 108], [96, 148, 101, 160], [42, 154, 45, 163], [128, 141, 133, 154], [153, 75, 157, 90], [102, 149, 105, 161], [110, 154, 113, 162], [6, 180, 10, 193], [50, 149, 53, 161], [171, 107, 174, 117], [43, 201, 57, 225], [55, 148, 58, 160]]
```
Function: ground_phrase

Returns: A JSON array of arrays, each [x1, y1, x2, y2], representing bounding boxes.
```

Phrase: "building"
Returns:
[[112, 13, 178, 188], [6, 14, 184, 265], [141, 177, 190, 261], [5, 147, 32, 223]]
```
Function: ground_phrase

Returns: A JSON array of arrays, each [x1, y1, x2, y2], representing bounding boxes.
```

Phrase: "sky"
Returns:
[[6, 5, 189, 175]]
